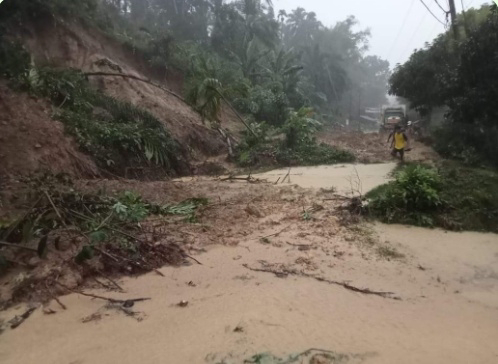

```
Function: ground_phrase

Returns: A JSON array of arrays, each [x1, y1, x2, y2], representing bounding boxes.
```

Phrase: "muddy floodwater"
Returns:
[[1, 163, 497, 364], [254, 163, 396, 195]]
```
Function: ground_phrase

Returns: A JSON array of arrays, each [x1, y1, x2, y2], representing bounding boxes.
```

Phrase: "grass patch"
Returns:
[[367, 162, 498, 233]]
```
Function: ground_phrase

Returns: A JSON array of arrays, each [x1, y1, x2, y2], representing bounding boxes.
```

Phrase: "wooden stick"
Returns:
[[184, 254, 202, 265], [43, 191, 67, 227], [85, 72, 186, 104], [281, 167, 291, 184], [242, 264, 398, 299], [57, 282, 150, 304], [0, 241, 37, 252], [254, 225, 292, 241]]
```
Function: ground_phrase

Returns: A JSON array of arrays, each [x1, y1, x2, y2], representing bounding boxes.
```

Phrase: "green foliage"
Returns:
[[367, 163, 498, 232], [282, 107, 320, 148], [432, 123, 497, 167], [236, 107, 355, 167], [0, 42, 179, 173], [367, 165, 443, 226], [390, 5, 498, 167], [161, 198, 208, 222], [0, 173, 209, 265]]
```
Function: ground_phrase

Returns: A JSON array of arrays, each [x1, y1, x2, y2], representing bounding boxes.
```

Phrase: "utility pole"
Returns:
[[448, 0, 459, 39], [357, 87, 362, 132]]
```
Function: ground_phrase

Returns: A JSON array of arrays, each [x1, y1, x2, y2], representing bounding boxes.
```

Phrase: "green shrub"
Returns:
[[367, 165, 443, 226], [433, 123, 498, 168]]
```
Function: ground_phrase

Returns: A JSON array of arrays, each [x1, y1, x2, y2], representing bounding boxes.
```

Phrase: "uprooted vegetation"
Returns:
[[366, 162, 498, 232], [0, 173, 209, 307]]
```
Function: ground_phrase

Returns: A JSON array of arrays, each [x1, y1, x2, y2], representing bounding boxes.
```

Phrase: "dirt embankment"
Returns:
[[0, 18, 243, 178], [0, 81, 98, 179], [20, 19, 241, 157]]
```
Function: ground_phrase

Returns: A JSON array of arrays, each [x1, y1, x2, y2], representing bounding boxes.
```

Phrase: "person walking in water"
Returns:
[[388, 125, 409, 162]]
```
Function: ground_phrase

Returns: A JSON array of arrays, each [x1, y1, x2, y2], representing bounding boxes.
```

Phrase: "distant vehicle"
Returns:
[[380, 105, 406, 131]]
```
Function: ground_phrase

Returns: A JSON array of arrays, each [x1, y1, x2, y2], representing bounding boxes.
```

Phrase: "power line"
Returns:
[[387, 0, 417, 60], [419, 0, 447, 25], [434, 0, 449, 13], [396, 11, 429, 65]]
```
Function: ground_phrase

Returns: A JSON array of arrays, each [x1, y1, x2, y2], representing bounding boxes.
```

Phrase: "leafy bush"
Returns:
[[367, 165, 443, 226], [433, 123, 498, 167], [282, 107, 321, 148]]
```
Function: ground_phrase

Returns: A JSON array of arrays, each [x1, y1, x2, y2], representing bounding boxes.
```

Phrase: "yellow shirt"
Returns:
[[394, 132, 406, 149]]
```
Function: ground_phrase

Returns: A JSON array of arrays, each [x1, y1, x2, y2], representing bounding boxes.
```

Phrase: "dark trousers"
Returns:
[[391, 148, 404, 160]]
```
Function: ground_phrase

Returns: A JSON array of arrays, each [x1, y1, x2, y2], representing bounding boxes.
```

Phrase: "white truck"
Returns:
[[380, 105, 406, 131]]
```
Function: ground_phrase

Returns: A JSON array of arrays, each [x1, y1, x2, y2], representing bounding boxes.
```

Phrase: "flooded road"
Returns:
[[255, 163, 396, 195], [1, 164, 498, 364]]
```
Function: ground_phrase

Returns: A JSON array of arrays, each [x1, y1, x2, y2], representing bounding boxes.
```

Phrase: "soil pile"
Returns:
[[0, 81, 98, 178]]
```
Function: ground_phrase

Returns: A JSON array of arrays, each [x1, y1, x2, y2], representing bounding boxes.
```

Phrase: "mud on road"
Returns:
[[1, 160, 498, 364]]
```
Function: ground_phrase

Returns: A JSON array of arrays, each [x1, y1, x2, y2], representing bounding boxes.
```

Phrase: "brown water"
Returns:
[[1, 164, 498, 364], [254, 163, 396, 195]]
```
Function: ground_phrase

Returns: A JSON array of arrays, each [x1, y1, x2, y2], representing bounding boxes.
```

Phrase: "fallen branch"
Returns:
[[9, 307, 37, 329], [45, 282, 67, 310], [254, 225, 292, 241], [86, 71, 257, 137], [213, 88, 257, 137], [0, 241, 37, 252], [84, 72, 186, 104], [44, 191, 67, 227], [286, 242, 313, 248], [243, 264, 289, 278], [97, 271, 125, 292], [281, 168, 291, 184], [184, 254, 202, 265], [220, 175, 266, 183], [242, 264, 398, 299], [57, 282, 150, 304]]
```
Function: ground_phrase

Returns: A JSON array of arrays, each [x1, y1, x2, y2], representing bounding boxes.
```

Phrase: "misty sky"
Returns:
[[274, 0, 491, 68]]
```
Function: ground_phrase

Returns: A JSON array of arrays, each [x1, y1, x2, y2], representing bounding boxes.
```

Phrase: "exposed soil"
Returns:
[[318, 129, 439, 164], [0, 81, 98, 179], [1, 157, 498, 363], [17, 19, 243, 163]]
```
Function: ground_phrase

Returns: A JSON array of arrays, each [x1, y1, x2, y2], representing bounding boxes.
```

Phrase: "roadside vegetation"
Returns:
[[390, 4, 498, 169], [367, 162, 498, 233]]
